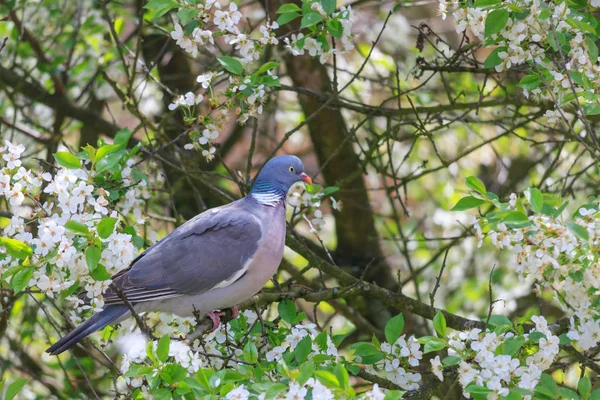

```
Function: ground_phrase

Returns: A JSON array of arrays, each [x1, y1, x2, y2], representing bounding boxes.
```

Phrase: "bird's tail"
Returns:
[[46, 305, 129, 355]]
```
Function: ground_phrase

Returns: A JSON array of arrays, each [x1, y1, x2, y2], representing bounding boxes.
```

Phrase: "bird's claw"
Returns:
[[206, 305, 240, 332], [230, 304, 239, 319], [207, 311, 225, 332]]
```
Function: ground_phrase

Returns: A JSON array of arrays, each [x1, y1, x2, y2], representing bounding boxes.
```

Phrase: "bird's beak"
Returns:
[[299, 172, 312, 185]]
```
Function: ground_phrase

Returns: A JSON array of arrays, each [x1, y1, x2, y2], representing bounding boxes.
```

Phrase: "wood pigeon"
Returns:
[[47, 155, 311, 355]]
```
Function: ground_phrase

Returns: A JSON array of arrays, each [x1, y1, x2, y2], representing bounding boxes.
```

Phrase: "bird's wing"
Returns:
[[103, 203, 262, 305]]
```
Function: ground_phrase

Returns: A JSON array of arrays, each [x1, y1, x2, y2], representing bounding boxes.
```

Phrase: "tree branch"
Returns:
[[0, 65, 120, 136]]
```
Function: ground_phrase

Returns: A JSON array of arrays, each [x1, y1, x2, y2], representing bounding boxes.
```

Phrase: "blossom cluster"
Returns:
[[288, 184, 342, 232], [471, 192, 600, 352], [0, 139, 152, 314], [445, 0, 600, 121], [449, 179, 600, 396], [447, 316, 559, 398], [364, 335, 423, 390], [282, 5, 355, 65], [161, 0, 355, 158], [119, 307, 388, 399]]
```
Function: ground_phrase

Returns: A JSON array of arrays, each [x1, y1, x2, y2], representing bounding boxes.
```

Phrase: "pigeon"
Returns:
[[47, 155, 311, 355]]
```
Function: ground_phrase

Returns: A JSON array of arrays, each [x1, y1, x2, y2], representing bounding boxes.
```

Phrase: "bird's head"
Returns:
[[254, 155, 312, 191]]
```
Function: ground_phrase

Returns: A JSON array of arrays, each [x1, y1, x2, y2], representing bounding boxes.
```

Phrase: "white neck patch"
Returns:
[[250, 191, 284, 207]]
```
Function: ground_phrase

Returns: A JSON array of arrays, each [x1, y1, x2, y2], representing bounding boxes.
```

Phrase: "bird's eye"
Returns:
[[289, 166, 295, 172]]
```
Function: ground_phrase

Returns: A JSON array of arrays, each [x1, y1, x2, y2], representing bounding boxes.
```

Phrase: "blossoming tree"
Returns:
[[2, 0, 600, 398]]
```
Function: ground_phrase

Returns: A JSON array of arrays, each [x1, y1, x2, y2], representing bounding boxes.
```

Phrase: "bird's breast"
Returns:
[[247, 206, 286, 282]]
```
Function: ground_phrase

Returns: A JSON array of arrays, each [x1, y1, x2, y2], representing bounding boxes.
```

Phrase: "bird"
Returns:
[[46, 155, 312, 355]]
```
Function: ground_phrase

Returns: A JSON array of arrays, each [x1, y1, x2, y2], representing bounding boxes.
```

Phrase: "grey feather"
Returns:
[[46, 305, 129, 355], [102, 201, 262, 305]]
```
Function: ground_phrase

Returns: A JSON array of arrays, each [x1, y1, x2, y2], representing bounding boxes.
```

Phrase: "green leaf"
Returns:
[[451, 196, 484, 211], [97, 217, 118, 239], [465, 176, 487, 195], [95, 144, 122, 163], [473, 0, 501, 6], [584, 103, 600, 116], [53, 152, 81, 169], [11, 267, 33, 293], [276, 3, 302, 13], [86, 246, 102, 272], [466, 384, 492, 394], [243, 341, 258, 363], [510, 388, 534, 397], [590, 389, 600, 400], [261, 383, 288, 398], [162, 364, 188, 384], [527, 331, 547, 343], [554, 200, 569, 218], [322, 0, 336, 14], [153, 388, 173, 400], [6, 378, 30, 400], [314, 370, 339, 388], [95, 149, 125, 172], [502, 211, 530, 228], [568, 222, 589, 241], [195, 369, 213, 390], [124, 364, 153, 377], [518, 74, 542, 90], [322, 186, 340, 196], [217, 56, 243, 75], [498, 336, 525, 356], [488, 315, 512, 330], [326, 19, 343, 38], [433, 311, 447, 337], [157, 334, 171, 363], [384, 313, 405, 345], [525, 187, 543, 213], [579, 376, 591, 400], [557, 387, 580, 400], [144, 0, 178, 20], [298, 359, 314, 385], [587, 36, 598, 63], [300, 12, 324, 29], [278, 299, 297, 324], [60, 280, 80, 300], [566, 18, 596, 35], [349, 342, 384, 364], [423, 337, 446, 354], [276, 12, 301, 26], [177, 8, 197, 25], [442, 356, 461, 366], [114, 128, 134, 146], [484, 46, 507, 69], [484, 9, 509, 37], [334, 364, 349, 389], [0, 237, 33, 259], [559, 333, 571, 345], [294, 336, 312, 364], [536, 373, 557, 397], [384, 391, 406, 400], [256, 61, 280, 75], [315, 331, 328, 350], [65, 220, 90, 235], [82, 145, 96, 163], [90, 264, 112, 281], [570, 270, 584, 282]]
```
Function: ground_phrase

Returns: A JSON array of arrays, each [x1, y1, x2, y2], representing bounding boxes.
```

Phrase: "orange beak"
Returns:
[[299, 172, 312, 185]]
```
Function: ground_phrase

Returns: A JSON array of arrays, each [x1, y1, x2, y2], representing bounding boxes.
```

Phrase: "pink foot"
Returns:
[[206, 306, 240, 331], [230, 305, 239, 319], [206, 311, 225, 332]]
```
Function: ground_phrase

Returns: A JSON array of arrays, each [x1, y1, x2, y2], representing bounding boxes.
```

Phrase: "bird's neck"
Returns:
[[248, 181, 287, 207]]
